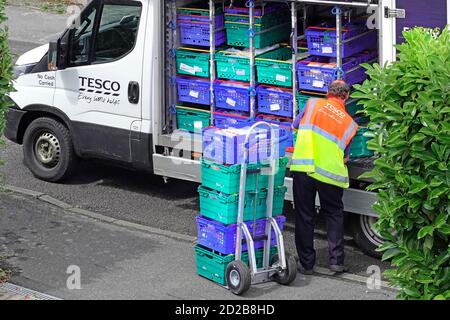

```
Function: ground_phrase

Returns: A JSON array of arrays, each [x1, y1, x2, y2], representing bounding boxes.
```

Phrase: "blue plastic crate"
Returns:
[[224, 2, 282, 15], [297, 51, 377, 92], [255, 114, 293, 148], [202, 123, 288, 165], [214, 81, 250, 112], [214, 109, 250, 128], [257, 85, 294, 118], [178, 15, 226, 47], [176, 76, 211, 105], [196, 215, 286, 255], [306, 22, 377, 58]]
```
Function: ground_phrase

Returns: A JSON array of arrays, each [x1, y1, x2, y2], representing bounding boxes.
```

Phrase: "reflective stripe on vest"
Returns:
[[291, 159, 349, 184]]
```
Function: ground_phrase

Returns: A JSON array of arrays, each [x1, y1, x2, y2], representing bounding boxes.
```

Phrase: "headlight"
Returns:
[[13, 63, 36, 80]]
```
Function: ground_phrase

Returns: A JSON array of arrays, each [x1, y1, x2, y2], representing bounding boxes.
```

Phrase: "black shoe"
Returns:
[[329, 265, 349, 273], [297, 262, 314, 275]]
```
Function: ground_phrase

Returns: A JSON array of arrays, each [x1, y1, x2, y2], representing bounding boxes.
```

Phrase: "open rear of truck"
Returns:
[[153, 0, 389, 211], [149, 0, 448, 255]]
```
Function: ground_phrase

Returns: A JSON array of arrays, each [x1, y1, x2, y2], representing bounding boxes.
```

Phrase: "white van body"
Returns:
[[6, 0, 450, 256]]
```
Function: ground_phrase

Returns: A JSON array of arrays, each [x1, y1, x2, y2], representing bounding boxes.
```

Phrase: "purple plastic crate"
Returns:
[[297, 51, 377, 92], [196, 215, 286, 255], [257, 85, 293, 118], [203, 122, 288, 164], [178, 15, 226, 47], [306, 22, 377, 58], [176, 76, 211, 105], [178, 14, 225, 28], [224, 2, 282, 16], [214, 109, 250, 128], [214, 81, 250, 112]]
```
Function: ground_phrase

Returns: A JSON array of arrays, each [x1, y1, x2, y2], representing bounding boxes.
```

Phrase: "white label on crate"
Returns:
[[276, 74, 287, 82], [180, 63, 196, 74], [189, 90, 199, 98], [236, 69, 246, 76], [194, 66, 203, 73], [322, 46, 333, 54], [270, 104, 281, 111], [312, 80, 324, 88], [194, 121, 203, 129], [226, 98, 236, 107]]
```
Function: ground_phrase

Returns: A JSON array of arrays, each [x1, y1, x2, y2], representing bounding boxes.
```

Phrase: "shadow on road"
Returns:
[[64, 160, 199, 201]]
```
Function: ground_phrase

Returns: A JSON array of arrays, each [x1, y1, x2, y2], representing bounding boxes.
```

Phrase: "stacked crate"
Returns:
[[195, 125, 289, 285], [212, 2, 299, 149], [175, 2, 227, 133], [296, 21, 378, 157]]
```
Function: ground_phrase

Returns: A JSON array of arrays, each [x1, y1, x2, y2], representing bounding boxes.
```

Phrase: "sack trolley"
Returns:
[[225, 121, 297, 295]]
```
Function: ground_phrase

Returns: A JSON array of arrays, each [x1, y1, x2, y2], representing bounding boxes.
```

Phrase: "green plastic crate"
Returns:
[[198, 185, 287, 225], [176, 48, 210, 78], [297, 91, 326, 112], [350, 127, 374, 158], [346, 98, 364, 117], [224, 8, 288, 27], [176, 106, 211, 133], [195, 244, 277, 285], [256, 47, 309, 87], [215, 50, 251, 81], [225, 22, 290, 49], [201, 157, 289, 194], [215, 46, 282, 81], [178, 4, 223, 16], [296, 92, 369, 122]]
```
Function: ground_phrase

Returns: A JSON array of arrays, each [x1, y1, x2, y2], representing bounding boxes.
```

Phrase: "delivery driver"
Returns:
[[291, 80, 358, 275]]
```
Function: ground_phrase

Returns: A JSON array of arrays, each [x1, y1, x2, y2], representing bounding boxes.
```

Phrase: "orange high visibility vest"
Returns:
[[291, 97, 358, 188]]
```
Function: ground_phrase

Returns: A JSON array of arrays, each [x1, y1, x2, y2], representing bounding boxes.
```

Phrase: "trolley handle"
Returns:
[[242, 121, 278, 164]]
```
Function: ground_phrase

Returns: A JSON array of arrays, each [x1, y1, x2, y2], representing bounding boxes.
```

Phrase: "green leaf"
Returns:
[[382, 248, 402, 261], [437, 224, 450, 235], [416, 275, 434, 284], [418, 226, 434, 239]]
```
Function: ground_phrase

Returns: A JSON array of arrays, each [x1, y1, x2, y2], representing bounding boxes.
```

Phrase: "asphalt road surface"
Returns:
[[0, 192, 395, 300], [3, 5, 389, 278]]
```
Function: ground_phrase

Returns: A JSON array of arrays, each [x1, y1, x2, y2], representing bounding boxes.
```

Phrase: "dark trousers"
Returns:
[[293, 172, 345, 270]]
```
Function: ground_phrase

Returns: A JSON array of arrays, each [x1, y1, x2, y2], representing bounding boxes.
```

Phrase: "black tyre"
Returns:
[[271, 253, 297, 285], [23, 117, 77, 182], [226, 260, 251, 295], [351, 214, 384, 259]]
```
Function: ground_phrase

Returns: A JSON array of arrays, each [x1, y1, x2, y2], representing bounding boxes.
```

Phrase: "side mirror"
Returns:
[[48, 40, 59, 71], [48, 30, 70, 71]]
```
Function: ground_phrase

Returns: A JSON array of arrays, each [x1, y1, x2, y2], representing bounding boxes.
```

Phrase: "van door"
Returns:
[[54, 0, 146, 162], [396, 0, 448, 43]]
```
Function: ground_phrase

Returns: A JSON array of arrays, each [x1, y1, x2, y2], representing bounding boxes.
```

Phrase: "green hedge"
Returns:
[[0, 0, 13, 141], [354, 27, 450, 300]]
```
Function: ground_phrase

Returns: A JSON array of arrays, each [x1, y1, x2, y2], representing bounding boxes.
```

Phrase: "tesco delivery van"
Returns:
[[5, 0, 449, 256]]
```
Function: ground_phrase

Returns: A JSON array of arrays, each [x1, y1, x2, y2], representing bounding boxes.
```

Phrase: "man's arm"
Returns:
[[292, 108, 306, 131], [344, 139, 352, 163]]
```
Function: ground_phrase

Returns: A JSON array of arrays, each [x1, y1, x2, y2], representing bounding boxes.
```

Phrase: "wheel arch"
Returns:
[[18, 105, 80, 156]]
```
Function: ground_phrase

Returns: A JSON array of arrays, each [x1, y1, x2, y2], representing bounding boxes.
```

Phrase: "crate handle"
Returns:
[[202, 162, 212, 169], [307, 26, 349, 33]]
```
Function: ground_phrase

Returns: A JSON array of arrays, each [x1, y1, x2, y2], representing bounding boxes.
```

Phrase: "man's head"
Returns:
[[327, 80, 351, 102]]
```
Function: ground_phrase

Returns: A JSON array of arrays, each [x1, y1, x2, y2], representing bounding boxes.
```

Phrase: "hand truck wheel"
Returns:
[[271, 253, 297, 285], [226, 260, 251, 295]]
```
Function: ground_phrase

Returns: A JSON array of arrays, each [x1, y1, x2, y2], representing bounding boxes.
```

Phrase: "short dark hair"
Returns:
[[327, 80, 351, 100]]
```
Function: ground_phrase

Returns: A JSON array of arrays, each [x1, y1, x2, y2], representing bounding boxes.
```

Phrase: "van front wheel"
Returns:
[[23, 117, 77, 182]]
